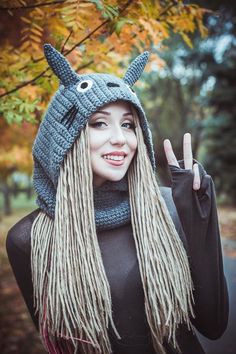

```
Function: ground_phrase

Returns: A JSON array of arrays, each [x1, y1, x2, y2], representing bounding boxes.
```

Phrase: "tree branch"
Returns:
[[61, 30, 73, 53], [64, 0, 133, 55], [63, 20, 109, 56], [17, 0, 132, 69], [0, 68, 50, 98], [75, 44, 115, 72], [0, 0, 134, 99], [0, 0, 67, 11]]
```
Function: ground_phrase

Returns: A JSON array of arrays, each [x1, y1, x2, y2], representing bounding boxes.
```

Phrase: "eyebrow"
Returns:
[[95, 110, 133, 116]]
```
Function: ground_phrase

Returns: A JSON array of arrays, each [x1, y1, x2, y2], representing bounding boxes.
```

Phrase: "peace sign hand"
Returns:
[[164, 133, 201, 191]]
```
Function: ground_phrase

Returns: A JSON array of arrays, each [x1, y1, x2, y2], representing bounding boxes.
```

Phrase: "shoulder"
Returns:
[[6, 209, 41, 256]]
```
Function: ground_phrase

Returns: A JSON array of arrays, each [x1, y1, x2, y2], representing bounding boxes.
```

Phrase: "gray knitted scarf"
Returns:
[[93, 175, 131, 231]]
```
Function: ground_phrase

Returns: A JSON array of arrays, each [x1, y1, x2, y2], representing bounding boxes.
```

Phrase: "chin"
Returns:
[[105, 171, 127, 182]]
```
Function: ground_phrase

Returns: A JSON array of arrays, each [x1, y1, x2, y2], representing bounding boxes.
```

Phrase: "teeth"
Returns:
[[103, 155, 125, 161]]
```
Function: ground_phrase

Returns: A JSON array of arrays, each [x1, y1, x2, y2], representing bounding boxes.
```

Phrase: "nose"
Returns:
[[109, 126, 126, 146]]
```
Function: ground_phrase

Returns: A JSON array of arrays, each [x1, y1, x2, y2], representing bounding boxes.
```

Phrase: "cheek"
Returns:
[[88, 128, 105, 152], [129, 133, 138, 153]]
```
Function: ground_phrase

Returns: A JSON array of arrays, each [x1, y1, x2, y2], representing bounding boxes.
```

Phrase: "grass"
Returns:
[[0, 191, 37, 212]]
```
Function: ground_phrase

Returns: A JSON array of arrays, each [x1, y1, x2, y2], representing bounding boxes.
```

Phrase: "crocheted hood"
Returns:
[[32, 44, 156, 218]]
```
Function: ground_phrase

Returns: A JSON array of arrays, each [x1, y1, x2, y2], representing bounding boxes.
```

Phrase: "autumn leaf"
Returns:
[[0, 0, 208, 126]]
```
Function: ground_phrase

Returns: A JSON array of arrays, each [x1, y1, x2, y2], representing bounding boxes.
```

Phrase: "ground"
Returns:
[[0, 207, 45, 354]]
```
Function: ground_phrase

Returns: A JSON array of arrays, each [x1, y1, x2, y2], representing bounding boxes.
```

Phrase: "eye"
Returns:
[[77, 79, 93, 92], [122, 122, 135, 130], [89, 121, 107, 128], [126, 84, 136, 95]]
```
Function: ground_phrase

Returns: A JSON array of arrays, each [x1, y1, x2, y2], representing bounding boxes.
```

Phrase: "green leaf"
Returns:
[[114, 18, 133, 35], [89, 0, 103, 11], [106, 5, 119, 17], [15, 114, 23, 124]]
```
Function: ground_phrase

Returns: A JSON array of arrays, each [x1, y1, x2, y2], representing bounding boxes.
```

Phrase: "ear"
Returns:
[[44, 44, 78, 86], [123, 51, 150, 87]]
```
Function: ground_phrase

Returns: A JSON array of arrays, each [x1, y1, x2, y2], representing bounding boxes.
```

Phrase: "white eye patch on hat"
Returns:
[[77, 80, 93, 92]]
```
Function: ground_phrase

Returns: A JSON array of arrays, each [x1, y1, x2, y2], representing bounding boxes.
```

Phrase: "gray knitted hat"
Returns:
[[32, 44, 156, 218]]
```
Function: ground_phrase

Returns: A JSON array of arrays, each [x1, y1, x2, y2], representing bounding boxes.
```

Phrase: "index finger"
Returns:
[[183, 133, 193, 170], [164, 139, 180, 167]]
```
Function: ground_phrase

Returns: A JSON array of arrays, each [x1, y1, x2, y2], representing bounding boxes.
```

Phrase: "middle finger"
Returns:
[[183, 133, 193, 170]]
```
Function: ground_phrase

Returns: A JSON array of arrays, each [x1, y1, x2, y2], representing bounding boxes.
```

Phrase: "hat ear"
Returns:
[[123, 51, 150, 87], [44, 44, 78, 86]]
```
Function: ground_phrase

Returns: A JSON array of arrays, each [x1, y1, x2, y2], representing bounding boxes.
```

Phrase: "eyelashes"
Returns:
[[61, 106, 78, 129], [60, 109, 136, 131], [90, 121, 136, 130], [122, 122, 136, 130]]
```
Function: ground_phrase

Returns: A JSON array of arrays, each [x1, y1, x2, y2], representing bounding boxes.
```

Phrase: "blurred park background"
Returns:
[[0, 0, 236, 353]]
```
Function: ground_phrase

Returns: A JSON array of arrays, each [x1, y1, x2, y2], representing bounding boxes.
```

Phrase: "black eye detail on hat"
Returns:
[[77, 79, 93, 92], [61, 106, 78, 129], [107, 82, 120, 87]]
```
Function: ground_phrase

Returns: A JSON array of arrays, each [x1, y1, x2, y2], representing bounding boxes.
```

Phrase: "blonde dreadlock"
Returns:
[[31, 126, 120, 354], [31, 109, 195, 354], [128, 107, 195, 353]]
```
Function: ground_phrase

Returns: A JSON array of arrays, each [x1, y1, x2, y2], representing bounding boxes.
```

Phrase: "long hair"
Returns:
[[31, 108, 194, 354]]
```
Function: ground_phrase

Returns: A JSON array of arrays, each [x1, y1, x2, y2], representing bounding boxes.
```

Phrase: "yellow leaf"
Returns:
[[21, 16, 31, 24], [32, 22, 44, 32], [19, 0, 27, 5], [181, 32, 193, 48], [30, 34, 42, 43], [31, 28, 43, 37], [34, 7, 44, 16], [20, 41, 31, 51], [79, 3, 94, 8], [31, 42, 40, 51]]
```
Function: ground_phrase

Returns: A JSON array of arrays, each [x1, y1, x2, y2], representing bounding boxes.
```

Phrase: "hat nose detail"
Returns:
[[107, 82, 120, 87]]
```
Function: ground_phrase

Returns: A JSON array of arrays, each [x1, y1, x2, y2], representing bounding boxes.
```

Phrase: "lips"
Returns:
[[102, 151, 127, 166], [102, 151, 127, 157], [103, 157, 125, 166]]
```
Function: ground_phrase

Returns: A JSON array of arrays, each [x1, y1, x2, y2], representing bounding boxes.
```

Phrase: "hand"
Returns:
[[163, 133, 201, 191]]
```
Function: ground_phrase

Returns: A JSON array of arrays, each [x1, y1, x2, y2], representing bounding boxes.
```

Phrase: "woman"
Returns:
[[6, 44, 229, 354]]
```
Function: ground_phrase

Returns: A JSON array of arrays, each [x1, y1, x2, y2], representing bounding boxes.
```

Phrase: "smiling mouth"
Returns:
[[103, 155, 126, 161], [102, 155, 126, 166]]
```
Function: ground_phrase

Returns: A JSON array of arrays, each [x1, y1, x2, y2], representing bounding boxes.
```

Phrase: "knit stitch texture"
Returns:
[[93, 175, 130, 231], [33, 44, 156, 218]]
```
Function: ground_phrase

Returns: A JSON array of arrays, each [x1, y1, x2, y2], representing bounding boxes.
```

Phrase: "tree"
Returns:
[[0, 0, 208, 213], [138, 2, 236, 201], [0, 0, 208, 125], [137, 38, 209, 185], [0, 119, 37, 214], [202, 42, 236, 204]]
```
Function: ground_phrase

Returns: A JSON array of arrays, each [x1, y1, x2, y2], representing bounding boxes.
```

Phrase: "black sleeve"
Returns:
[[5, 210, 40, 331], [169, 159, 229, 339]]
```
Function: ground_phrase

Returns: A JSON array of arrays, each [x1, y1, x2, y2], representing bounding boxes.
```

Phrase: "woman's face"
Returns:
[[88, 101, 138, 187]]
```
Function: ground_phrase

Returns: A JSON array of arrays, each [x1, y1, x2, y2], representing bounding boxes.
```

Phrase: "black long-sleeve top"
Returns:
[[6, 160, 229, 353]]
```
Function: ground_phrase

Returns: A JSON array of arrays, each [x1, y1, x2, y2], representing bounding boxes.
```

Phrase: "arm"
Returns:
[[169, 159, 229, 339], [6, 210, 40, 331]]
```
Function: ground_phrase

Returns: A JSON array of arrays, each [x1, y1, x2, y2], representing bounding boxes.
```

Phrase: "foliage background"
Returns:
[[0, 0, 210, 213], [0, 1, 236, 354], [0, 0, 235, 211]]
